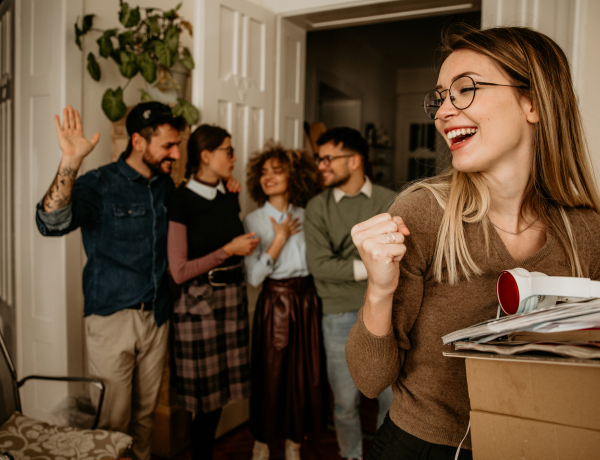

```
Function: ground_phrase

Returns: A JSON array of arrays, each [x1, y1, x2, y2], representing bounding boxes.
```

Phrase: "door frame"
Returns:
[[0, 0, 15, 359]]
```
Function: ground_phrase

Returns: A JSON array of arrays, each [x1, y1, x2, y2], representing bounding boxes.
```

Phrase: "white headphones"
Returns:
[[497, 268, 600, 315]]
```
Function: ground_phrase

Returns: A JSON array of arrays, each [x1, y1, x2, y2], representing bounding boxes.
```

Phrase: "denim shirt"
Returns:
[[36, 154, 174, 326]]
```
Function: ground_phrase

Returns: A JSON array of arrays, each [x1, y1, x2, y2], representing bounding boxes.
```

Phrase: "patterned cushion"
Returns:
[[0, 412, 133, 460]]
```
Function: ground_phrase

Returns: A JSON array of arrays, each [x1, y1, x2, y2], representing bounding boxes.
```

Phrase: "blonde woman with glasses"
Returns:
[[346, 26, 600, 460]]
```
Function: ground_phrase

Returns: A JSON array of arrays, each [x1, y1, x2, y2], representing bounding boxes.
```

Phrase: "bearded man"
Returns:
[[36, 103, 189, 460], [304, 127, 396, 460]]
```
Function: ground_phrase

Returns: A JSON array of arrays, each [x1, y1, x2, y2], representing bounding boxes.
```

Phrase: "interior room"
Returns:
[[304, 11, 481, 190], [2, 0, 600, 459]]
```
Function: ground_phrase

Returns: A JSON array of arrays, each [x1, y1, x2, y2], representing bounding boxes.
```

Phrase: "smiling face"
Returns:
[[317, 140, 355, 188], [201, 136, 236, 180], [141, 124, 182, 175], [260, 158, 289, 198], [435, 49, 538, 175]]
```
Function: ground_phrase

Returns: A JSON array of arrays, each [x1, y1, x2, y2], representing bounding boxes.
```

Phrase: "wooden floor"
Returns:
[[195, 423, 370, 460], [153, 396, 379, 460], [156, 422, 372, 460]]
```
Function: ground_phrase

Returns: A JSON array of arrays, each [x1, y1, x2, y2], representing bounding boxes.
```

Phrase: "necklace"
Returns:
[[489, 217, 538, 235]]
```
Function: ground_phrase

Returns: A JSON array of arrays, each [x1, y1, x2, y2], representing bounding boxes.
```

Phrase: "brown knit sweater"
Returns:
[[346, 188, 600, 450]]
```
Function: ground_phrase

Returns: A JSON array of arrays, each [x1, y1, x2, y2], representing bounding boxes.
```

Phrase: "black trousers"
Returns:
[[190, 407, 223, 460], [366, 414, 473, 460]]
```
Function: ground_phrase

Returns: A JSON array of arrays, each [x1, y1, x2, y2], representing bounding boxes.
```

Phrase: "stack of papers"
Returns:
[[442, 298, 600, 345], [453, 341, 600, 359]]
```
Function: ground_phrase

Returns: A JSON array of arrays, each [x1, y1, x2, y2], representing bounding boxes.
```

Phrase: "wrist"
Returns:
[[273, 232, 287, 243], [363, 288, 394, 337], [223, 243, 233, 257], [59, 155, 83, 172], [366, 285, 395, 306]]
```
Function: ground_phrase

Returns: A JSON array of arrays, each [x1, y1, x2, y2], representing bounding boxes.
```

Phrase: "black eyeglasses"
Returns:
[[215, 146, 235, 158], [314, 153, 355, 166], [423, 75, 529, 120]]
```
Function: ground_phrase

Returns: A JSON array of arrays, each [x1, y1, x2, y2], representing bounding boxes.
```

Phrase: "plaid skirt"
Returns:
[[172, 278, 251, 414]]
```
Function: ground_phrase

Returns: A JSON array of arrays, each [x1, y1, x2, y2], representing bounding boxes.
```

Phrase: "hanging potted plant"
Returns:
[[74, 1, 200, 125]]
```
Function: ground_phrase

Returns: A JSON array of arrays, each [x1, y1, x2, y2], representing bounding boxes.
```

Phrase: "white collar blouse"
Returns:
[[186, 178, 226, 200], [242, 201, 309, 287]]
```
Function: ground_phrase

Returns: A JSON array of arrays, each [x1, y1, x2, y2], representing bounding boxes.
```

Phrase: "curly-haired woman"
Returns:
[[244, 145, 327, 460]]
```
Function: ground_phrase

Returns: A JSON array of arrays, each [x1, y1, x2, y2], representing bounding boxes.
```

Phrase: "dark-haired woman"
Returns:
[[243, 146, 326, 460], [167, 125, 260, 460]]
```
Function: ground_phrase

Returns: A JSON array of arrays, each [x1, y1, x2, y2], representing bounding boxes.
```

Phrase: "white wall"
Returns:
[[80, 0, 194, 172], [579, 1, 600, 176]]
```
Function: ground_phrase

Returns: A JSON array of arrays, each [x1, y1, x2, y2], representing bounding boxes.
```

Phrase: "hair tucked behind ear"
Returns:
[[185, 124, 231, 181], [401, 25, 600, 285]]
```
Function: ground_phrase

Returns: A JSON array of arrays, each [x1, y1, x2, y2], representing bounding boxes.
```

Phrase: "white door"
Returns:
[[14, 0, 84, 421], [193, 0, 275, 435], [194, 0, 275, 216], [274, 17, 306, 149]]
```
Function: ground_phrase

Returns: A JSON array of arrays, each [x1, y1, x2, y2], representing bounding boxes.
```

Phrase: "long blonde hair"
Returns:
[[403, 26, 600, 285]]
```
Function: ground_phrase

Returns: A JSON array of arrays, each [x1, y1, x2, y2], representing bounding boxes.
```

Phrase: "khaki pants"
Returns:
[[85, 309, 169, 460]]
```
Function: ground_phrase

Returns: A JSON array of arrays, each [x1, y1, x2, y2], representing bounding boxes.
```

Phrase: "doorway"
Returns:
[[297, 6, 480, 190]]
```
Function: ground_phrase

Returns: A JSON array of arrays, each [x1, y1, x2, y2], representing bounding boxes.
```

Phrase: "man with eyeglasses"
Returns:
[[304, 127, 396, 460]]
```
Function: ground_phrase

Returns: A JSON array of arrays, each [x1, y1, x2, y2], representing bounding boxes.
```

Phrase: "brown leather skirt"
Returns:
[[250, 276, 328, 443]]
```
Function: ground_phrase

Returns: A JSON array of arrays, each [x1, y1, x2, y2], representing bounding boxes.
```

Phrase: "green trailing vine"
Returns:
[[75, 1, 200, 125]]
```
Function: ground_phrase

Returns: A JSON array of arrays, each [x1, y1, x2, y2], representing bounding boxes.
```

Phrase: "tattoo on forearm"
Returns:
[[43, 166, 78, 212]]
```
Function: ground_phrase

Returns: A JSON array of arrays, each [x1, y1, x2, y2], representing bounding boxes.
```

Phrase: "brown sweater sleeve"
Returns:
[[568, 207, 600, 281], [346, 309, 400, 398], [167, 221, 229, 285], [346, 188, 437, 398]]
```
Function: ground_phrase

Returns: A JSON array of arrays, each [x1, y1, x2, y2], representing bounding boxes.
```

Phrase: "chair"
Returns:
[[0, 331, 133, 459]]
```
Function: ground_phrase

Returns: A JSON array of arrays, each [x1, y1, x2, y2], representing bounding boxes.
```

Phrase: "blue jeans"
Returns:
[[323, 311, 394, 459]]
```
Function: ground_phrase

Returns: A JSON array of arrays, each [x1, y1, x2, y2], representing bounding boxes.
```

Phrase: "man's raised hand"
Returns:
[[54, 106, 100, 166], [43, 106, 100, 212]]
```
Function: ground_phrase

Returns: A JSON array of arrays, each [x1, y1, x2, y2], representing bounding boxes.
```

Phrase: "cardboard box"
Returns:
[[444, 352, 600, 459], [470, 410, 600, 460], [465, 356, 600, 430]]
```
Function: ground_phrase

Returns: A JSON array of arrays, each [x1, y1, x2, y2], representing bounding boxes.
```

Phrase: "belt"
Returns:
[[198, 263, 244, 287], [127, 301, 153, 311]]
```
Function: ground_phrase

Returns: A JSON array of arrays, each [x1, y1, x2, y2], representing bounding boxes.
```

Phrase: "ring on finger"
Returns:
[[385, 232, 396, 244]]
